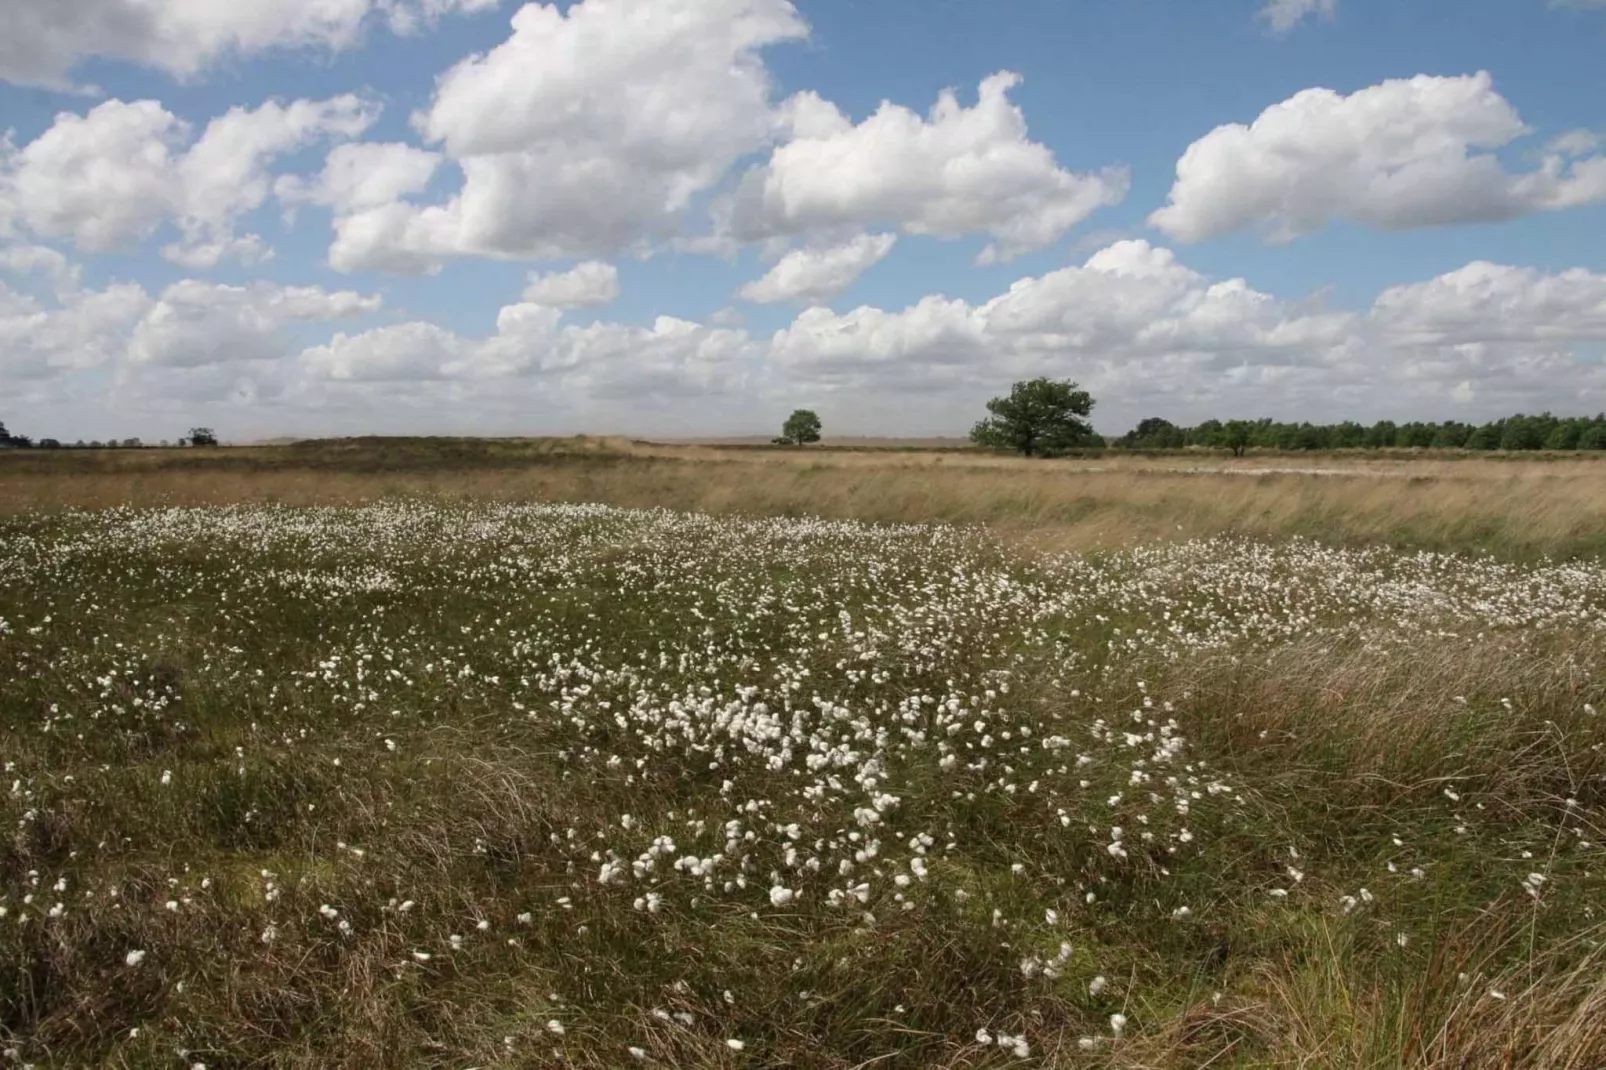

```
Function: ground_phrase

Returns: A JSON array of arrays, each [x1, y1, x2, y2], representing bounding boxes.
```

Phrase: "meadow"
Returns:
[[1, 440, 1604, 1067]]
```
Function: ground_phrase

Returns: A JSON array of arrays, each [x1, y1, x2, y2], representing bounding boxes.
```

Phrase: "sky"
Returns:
[[2, 0, 1605, 442]]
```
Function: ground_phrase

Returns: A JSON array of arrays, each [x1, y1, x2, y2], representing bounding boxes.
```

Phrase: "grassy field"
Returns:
[[5, 436, 1606, 560], [2, 441, 1605, 1067]]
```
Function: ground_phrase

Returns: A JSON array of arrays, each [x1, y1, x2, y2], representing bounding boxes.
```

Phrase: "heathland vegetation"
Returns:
[[3, 427, 1606, 1067], [10, 390, 1606, 456]]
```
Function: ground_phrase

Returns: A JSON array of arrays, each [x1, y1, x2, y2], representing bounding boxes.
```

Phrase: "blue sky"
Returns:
[[2, 0, 1605, 441]]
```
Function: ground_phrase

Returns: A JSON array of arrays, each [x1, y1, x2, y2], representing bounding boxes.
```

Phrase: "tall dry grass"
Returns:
[[4, 437, 1606, 559]]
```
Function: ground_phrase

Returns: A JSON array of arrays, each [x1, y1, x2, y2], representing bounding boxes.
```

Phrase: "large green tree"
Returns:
[[971, 378, 1096, 457], [779, 409, 822, 446]]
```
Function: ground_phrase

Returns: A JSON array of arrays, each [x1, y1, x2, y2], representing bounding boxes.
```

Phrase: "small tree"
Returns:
[[971, 378, 1096, 457], [1218, 420, 1255, 457], [187, 427, 219, 447], [779, 410, 822, 446]]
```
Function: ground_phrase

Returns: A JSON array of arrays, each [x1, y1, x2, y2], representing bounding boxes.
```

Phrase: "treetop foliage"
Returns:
[[777, 409, 822, 446], [970, 378, 1097, 456]]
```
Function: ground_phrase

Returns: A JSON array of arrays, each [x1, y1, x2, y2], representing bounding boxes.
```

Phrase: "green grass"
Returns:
[[1, 503, 1603, 1067]]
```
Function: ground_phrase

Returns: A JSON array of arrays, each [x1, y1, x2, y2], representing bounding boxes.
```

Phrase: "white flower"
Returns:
[[1110, 1013, 1127, 1038], [726, 1038, 745, 1051], [975, 1028, 992, 1044], [769, 886, 795, 907], [125, 949, 147, 967], [1088, 975, 1107, 996], [546, 1019, 565, 1036]]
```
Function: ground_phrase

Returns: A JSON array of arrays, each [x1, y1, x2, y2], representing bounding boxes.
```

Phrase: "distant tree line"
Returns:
[[960, 382, 1606, 458], [1113, 414, 1606, 454], [0, 423, 219, 450]]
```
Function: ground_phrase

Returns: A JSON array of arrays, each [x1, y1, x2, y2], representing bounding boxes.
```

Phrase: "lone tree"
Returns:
[[970, 378, 1096, 456], [779, 409, 822, 446], [187, 427, 219, 447], [1219, 419, 1255, 457]]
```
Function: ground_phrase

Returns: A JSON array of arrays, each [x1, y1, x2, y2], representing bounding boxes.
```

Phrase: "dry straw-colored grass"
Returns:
[[4, 436, 1606, 558]]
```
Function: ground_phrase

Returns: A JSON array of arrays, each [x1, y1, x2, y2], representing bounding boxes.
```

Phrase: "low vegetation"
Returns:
[[2, 494, 1604, 1067], [6, 437, 1606, 561]]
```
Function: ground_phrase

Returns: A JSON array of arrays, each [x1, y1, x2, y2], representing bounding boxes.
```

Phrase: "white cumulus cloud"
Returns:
[[738, 234, 896, 305], [327, 0, 808, 273], [2, 95, 377, 266], [1149, 72, 1606, 244], [727, 72, 1128, 263], [302, 304, 755, 401], [127, 280, 382, 368], [770, 240, 1352, 388], [276, 142, 442, 216], [0, 244, 81, 293], [1369, 260, 1606, 345], [0, 0, 498, 90], [0, 274, 381, 389], [522, 261, 621, 309], [0, 280, 151, 379]]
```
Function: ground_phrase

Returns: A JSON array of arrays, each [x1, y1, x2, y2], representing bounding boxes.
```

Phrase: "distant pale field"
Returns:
[[650, 434, 976, 449], [4, 436, 1606, 560]]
